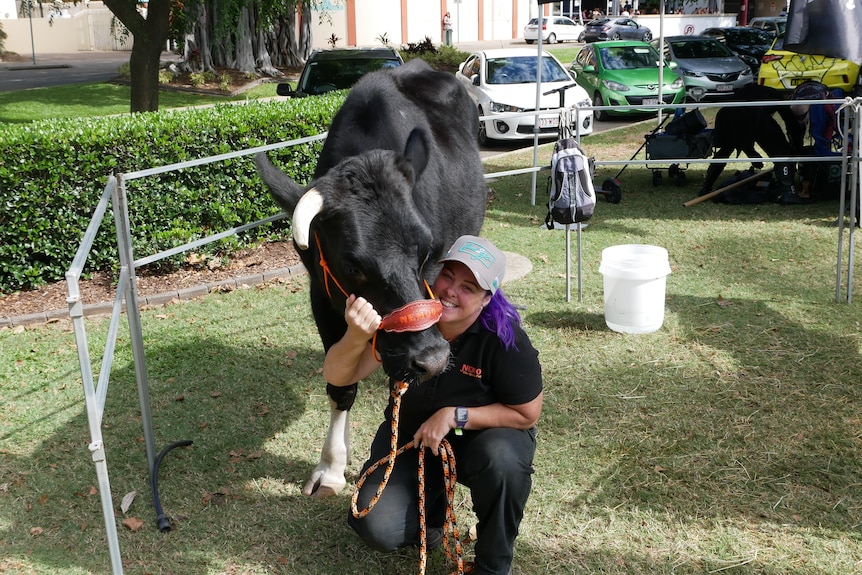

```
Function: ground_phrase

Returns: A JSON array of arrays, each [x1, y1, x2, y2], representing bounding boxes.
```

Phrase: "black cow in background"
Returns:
[[256, 59, 488, 498], [698, 84, 806, 200]]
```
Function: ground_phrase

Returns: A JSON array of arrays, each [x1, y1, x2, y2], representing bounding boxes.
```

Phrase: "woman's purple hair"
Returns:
[[479, 288, 521, 351]]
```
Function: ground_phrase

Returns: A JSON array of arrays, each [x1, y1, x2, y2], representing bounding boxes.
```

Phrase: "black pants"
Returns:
[[348, 421, 537, 575]]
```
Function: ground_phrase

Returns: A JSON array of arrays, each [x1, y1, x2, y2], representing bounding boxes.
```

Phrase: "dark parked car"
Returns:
[[276, 47, 403, 97], [747, 16, 787, 38], [700, 26, 773, 73], [583, 17, 653, 43]]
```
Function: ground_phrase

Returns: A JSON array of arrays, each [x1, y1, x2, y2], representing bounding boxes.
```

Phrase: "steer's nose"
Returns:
[[411, 344, 450, 380]]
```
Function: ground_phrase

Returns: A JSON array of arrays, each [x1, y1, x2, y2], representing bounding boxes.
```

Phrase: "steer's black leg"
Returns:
[[327, 382, 358, 411]]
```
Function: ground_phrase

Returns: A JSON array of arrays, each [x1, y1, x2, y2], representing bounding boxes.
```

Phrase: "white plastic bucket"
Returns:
[[599, 244, 671, 334]]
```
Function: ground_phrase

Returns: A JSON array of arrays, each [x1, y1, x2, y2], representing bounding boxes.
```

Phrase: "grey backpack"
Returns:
[[546, 138, 596, 228]]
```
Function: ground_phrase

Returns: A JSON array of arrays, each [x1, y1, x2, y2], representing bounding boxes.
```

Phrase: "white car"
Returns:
[[524, 16, 585, 44], [456, 48, 594, 145]]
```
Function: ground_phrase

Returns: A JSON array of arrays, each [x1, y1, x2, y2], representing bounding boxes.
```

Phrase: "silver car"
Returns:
[[652, 35, 753, 99]]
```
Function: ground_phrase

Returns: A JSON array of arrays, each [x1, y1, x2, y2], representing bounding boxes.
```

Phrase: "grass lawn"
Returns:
[[0, 82, 280, 123], [2, 97, 862, 574]]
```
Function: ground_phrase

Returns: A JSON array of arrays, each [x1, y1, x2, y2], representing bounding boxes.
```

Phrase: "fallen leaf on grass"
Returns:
[[121, 490, 137, 514], [122, 517, 144, 531], [29, 526, 43, 536]]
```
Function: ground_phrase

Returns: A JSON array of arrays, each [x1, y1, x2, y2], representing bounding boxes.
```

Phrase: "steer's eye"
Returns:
[[343, 263, 366, 282]]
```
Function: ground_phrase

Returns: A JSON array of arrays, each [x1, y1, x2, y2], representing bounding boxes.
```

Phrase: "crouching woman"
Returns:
[[323, 235, 543, 575]]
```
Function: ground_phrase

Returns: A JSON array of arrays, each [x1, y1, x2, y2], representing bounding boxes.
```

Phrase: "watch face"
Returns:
[[456, 407, 468, 423]]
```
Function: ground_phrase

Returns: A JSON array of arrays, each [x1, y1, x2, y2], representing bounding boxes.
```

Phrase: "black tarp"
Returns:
[[785, 0, 862, 62]]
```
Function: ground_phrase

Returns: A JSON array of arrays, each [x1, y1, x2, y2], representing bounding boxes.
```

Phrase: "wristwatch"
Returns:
[[454, 406, 468, 436]]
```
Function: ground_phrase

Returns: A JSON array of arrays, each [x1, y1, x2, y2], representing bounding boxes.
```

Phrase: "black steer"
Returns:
[[256, 58, 488, 497]]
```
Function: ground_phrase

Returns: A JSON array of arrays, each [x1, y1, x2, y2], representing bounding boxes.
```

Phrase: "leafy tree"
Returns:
[[102, 0, 313, 113]]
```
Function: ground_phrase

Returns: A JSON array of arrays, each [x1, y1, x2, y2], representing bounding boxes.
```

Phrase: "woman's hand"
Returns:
[[344, 294, 381, 338], [413, 407, 455, 456]]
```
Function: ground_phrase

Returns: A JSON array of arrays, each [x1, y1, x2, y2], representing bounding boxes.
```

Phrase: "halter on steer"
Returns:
[[314, 233, 469, 575]]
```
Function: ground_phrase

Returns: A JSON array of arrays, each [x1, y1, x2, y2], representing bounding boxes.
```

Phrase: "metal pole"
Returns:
[[565, 224, 572, 302], [112, 175, 158, 476], [531, 5, 545, 206], [834, 100, 859, 303], [577, 222, 584, 302], [657, 0, 665, 130], [27, 0, 36, 65]]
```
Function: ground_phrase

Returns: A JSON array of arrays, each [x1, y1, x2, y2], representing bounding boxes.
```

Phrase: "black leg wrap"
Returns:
[[327, 382, 358, 412]]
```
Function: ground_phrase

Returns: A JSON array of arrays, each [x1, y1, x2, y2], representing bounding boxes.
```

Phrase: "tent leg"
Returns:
[[565, 224, 571, 302], [112, 178, 157, 475], [577, 223, 584, 302], [90, 442, 125, 575]]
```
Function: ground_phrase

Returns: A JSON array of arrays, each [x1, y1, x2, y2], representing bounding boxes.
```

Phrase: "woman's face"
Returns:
[[432, 261, 491, 337]]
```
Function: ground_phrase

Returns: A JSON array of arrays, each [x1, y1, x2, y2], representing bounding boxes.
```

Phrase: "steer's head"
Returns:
[[256, 129, 451, 382]]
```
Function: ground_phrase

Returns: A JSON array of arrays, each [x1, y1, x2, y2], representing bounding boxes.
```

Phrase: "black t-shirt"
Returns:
[[386, 316, 543, 438]]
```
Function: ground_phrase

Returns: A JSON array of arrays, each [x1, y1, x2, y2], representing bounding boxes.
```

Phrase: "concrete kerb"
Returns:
[[2, 252, 534, 328]]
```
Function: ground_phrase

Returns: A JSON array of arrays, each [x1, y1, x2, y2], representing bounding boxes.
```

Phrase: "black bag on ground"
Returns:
[[546, 138, 596, 228], [666, 109, 707, 136], [711, 169, 778, 204]]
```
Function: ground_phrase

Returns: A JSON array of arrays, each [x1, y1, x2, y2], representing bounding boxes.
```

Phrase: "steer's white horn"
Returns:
[[292, 188, 324, 250]]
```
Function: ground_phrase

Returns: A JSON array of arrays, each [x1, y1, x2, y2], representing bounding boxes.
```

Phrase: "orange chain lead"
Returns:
[[351, 380, 470, 575]]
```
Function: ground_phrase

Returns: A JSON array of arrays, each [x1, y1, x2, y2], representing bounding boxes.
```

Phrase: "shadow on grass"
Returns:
[[1, 330, 359, 573], [530, 292, 862, 542]]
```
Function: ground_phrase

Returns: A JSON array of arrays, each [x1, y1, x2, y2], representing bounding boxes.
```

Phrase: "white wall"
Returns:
[[0, 0, 16, 19], [2, 3, 131, 54], [309, 1, 348, 48], [355, 0, 402, 45], [406, 1, 442, 45]]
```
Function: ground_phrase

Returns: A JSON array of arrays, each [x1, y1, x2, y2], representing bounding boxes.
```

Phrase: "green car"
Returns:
[[570, 40, 685, 121]]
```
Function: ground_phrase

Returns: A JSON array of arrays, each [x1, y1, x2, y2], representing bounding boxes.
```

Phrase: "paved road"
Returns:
[[0, 51, 177, 92]]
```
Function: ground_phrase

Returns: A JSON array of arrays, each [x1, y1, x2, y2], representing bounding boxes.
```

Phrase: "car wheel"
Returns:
[[526, 39, 534, 44], [612, 32, 621, 40], [592, 92, 606, 122], [642, 31, 652, 42], [578, 31, 585, 42], [547, 33, 557, 44], [477, 107, 491, 147]]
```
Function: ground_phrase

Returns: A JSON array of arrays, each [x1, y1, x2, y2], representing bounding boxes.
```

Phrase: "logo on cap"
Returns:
[[458, 241, 496, 269]]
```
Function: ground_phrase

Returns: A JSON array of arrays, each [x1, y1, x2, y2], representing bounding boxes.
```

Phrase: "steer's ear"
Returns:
[[402, 128, 430, 179]]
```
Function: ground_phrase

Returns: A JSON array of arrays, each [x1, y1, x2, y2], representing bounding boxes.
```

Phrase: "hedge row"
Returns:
[[0, 94, 346, 294]]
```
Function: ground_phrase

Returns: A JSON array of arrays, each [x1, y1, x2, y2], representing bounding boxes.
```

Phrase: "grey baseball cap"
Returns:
[[439, 235, 506, 294]]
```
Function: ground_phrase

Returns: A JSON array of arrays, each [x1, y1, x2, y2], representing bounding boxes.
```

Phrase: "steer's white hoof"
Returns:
[[302, 471, 346, 498]]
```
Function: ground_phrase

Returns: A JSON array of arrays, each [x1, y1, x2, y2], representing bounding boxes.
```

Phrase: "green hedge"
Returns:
[[0, 93, 346, 294]]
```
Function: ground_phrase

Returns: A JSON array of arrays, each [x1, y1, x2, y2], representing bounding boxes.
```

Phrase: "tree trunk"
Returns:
[[263, 6, 308, 68], [253, 4, 282, 77], [183, 2, 215, 73], [129, 39, 164, 112], [234, 5, 256, 74], [103, 0, 171, 113]]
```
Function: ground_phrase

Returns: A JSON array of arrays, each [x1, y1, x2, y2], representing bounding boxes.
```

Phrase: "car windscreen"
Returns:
[[599, 46, 659, 69], [299, 58, 401, 95], [670, 39, 733, 59], [726, 29, 772, 45], [485, 56, 571, 84]]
